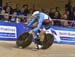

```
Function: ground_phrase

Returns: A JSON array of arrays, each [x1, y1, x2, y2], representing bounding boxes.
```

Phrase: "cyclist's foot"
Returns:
[[35, 41, 43, 49], [34, 38, 44, 49], [35, 44, 43, 49]]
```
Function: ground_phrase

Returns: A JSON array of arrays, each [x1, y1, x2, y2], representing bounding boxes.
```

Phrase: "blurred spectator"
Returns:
[[55, 7, 61, 18], [52, 7, 61, 26], [3, 1, 13, 14], [2, 13, 10, 22], [0, 7, 2, 13], [1, 9, 5, 15], [0, 7, 2, 20], [3, 1, 10, 10], [53, 11, 61, 26], [64, 10, 69, 19], [65, 0, 73, 20], [14, 4, 21, 15], [44, 9, 49, 15], [21, 4, 29, 16], [27, 9, 33, 23], [16, 17, 21, 23], [65, 10, 73, 20], [73, 7, 75, 12], [0, 9, 5, 20], [20, 15, 27, 24], [60, 13, 69, 27], [54, 11, 61, 19], [5, 6, 13, 14], [65, 0, 73, 14], [72, 11, 75, 20], [67, 11, 75, 27], [49, 8, 55, 19], [10, 12, 17, 22]]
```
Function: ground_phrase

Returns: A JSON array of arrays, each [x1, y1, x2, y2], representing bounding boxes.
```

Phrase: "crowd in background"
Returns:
[[0, 0, 75, 27]]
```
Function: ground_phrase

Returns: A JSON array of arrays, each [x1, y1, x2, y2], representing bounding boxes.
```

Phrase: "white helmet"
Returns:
[[32, 11, 39, 16]]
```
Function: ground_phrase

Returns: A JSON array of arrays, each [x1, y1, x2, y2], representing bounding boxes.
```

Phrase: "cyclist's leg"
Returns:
[[30, 21, 38, 38], [32, 21, 38, 28], [39, 29, 45, 45]]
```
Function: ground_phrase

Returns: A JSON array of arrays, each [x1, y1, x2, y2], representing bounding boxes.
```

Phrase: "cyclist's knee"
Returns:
[[40, 30, 45, 35], [33, 22, 38, 28]]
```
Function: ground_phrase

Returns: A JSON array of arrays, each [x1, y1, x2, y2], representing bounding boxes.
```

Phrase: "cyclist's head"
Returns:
[[32, 11, 39, 18]]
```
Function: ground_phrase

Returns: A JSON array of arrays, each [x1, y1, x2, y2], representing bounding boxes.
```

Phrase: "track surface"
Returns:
[[0, 41, 75, 57]]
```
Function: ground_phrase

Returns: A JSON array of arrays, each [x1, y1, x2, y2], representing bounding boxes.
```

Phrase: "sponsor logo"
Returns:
[[55, 30, 75, 41], [57, 30, 75, 37], [0, 26, 17, 38]]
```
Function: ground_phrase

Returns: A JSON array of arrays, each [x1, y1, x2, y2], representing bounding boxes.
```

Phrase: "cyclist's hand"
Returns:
[[29, 30, 33, 34]]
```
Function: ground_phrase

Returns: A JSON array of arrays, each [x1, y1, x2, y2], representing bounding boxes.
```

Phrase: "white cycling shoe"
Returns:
[[35, 44, 43, 49]]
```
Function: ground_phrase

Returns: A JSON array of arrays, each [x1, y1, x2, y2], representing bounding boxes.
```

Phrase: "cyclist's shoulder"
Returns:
[[39, 12, 47, 17]]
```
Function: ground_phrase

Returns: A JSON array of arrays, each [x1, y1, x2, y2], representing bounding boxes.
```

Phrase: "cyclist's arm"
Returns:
[[33, 15, 44, 32], [28, 18, 35, 27]]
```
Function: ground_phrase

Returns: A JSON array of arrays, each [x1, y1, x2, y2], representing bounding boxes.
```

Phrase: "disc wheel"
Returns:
[[41, 34, 54, 49], [16, 32, 33, 48]]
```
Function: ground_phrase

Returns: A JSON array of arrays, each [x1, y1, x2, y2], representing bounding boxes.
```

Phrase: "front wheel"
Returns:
[[42, 33, 54, 49], [16, 32, 33, 48]]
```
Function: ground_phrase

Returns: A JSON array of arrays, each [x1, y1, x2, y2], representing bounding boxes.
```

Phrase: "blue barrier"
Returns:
[[0, 21, 75, 44], [51, 26, 75, 44], [0, 21, 29, 41]]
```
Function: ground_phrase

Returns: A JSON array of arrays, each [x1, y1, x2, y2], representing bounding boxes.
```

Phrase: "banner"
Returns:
[[0, 26, 17, 38], [0, 21, 27, 41], [50, 26, 75, 44]]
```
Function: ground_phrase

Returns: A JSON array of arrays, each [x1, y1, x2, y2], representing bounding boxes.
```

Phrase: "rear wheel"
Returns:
[[42, 34, 54, 49], [16, 32, 33, 48]]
